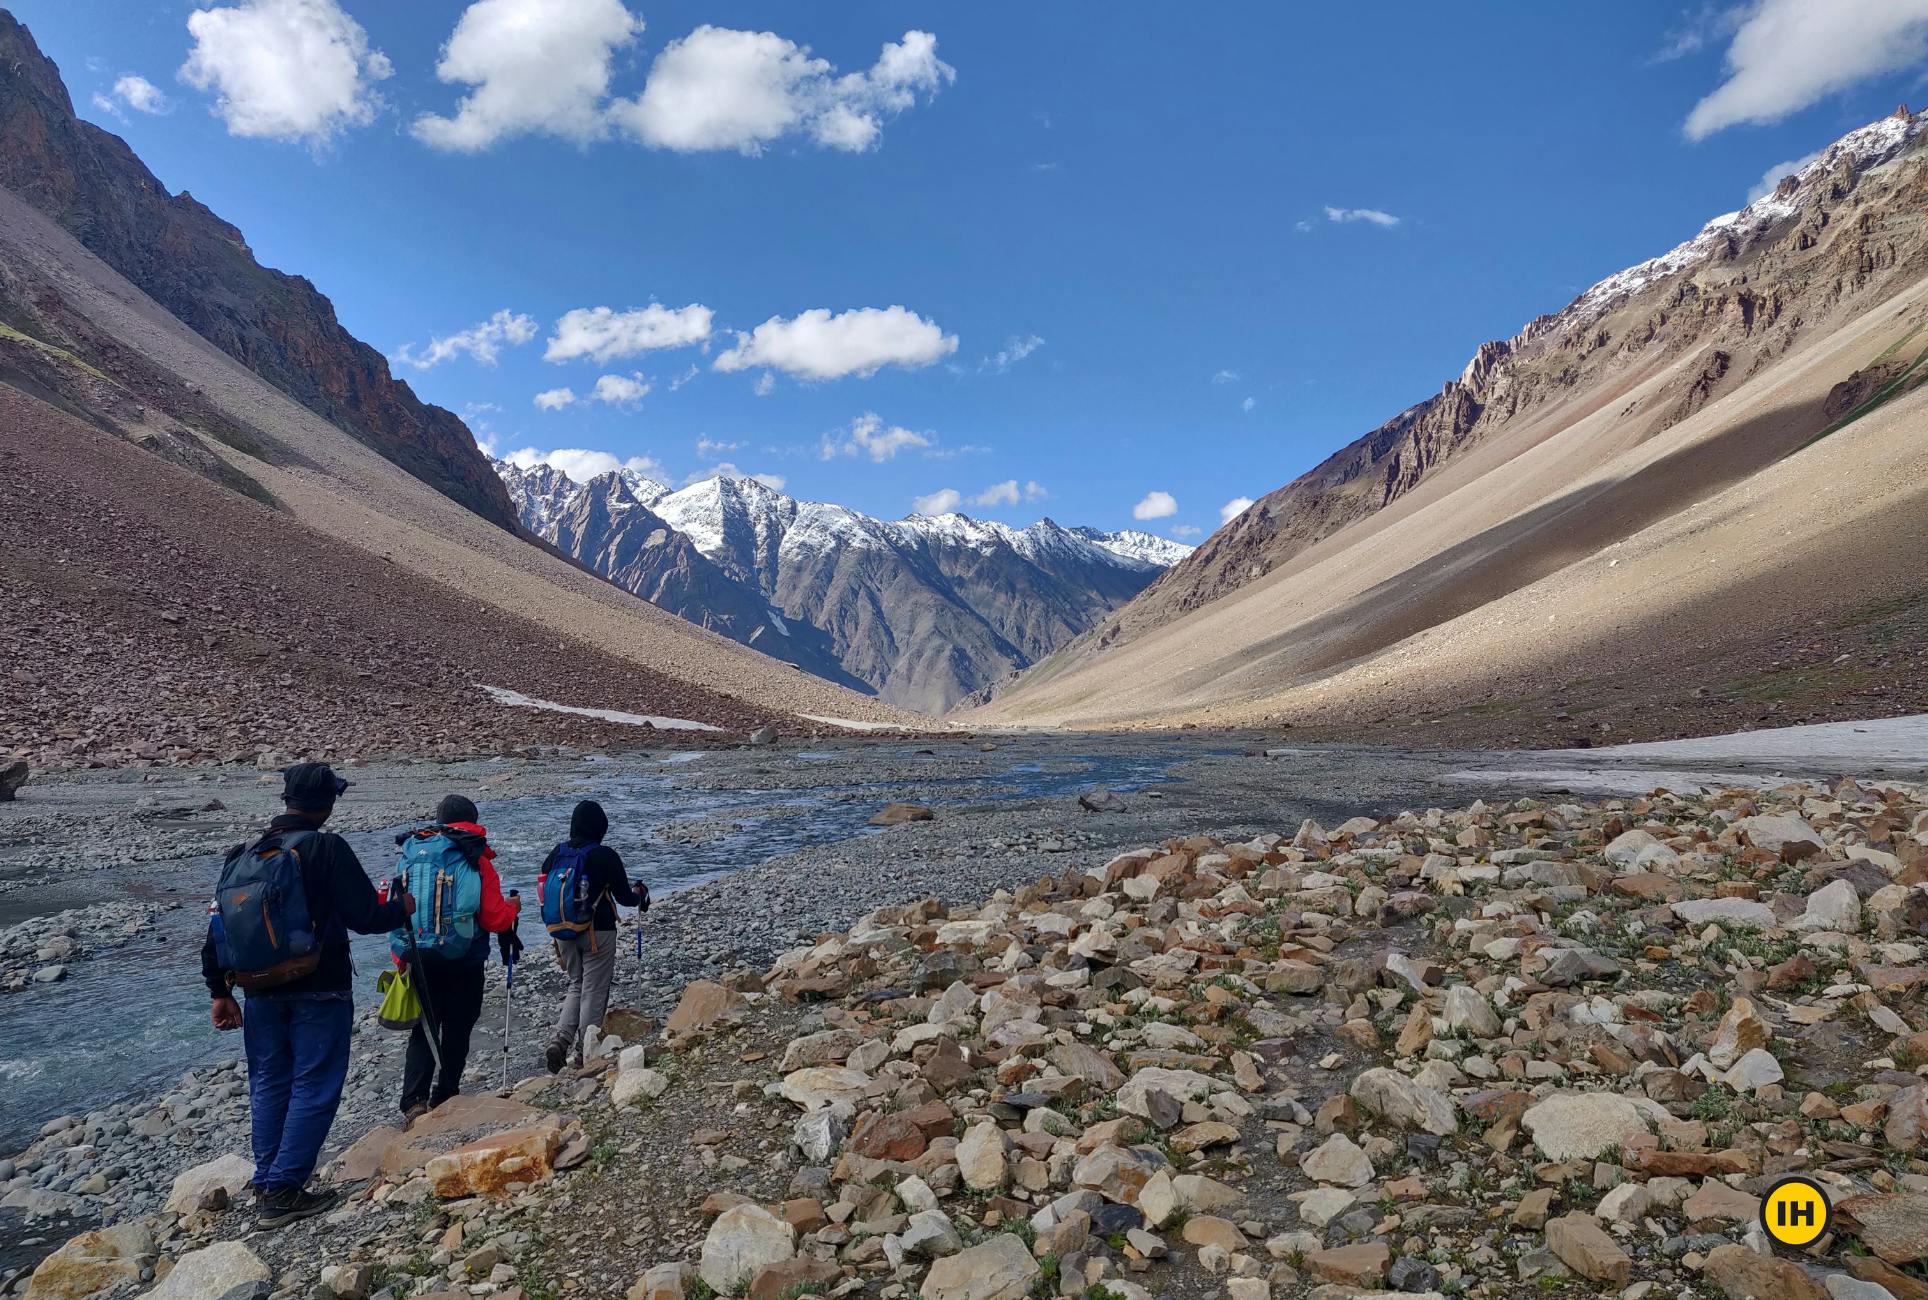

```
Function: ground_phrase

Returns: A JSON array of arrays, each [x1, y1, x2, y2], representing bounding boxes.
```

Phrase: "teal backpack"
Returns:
[[389, 828, 483, 960]]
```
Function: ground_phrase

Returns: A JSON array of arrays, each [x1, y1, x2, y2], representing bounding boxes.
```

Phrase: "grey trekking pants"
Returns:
[[552, 930, 618, 1049]]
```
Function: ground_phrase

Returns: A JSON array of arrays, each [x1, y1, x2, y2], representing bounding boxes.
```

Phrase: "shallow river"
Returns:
[[0, 745, 1189, 1148]]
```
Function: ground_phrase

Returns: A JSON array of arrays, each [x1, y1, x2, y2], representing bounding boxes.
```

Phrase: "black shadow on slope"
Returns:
[[1165, 393, 1832, 698]]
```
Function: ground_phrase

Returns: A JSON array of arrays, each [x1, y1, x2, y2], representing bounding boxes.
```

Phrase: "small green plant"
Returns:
[[688, 1277, 719, 1300], [1084, 1286, 1126, 1300]]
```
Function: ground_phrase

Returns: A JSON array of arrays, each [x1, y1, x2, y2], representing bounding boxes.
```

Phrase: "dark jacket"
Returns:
[[537, 800, 642, 933], [201, 814, 410, 999]]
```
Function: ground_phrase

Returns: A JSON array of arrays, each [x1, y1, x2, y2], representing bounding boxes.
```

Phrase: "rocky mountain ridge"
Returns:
[[0, 11, 517, 529], [1078, 106, 1928, 654], [982, 105, 1928, 732], [495, 462, 1191, 713]]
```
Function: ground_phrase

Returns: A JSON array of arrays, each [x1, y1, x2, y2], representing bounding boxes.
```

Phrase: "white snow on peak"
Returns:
[[491, 460, 1193, 574], [1555, 110, 1925, 335], [1073, 526, 1194, 568]]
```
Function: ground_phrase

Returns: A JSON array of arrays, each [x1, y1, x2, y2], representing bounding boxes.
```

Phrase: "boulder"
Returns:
[[1840, 1191, 1928, 1265], [666, 981, 745, 1039], [748, 1257, 840, 1300], [699, 1204, 797, 1292], [1672, 898, 1776, 929], [1348, 1068, 1458, 1135], [1304, 1242, 1388, 1288], [1723, 1047, 1785, 1093], [955, 1122, 1009, 1191], [141, 1242, 270, 1300], [0, 758, 27, 801], [920, 1234, 1040, 1300], [424, 1123, 564, 1197], [611, 1067, 670, 1107], [1546, 1215, 1631, 1287], [1702, 1244, 1828, 1300], [1736, 813, 1824, 861], [1442, 984, 1501, 1037], [1299, 1133, 1374, 1188], [25, 1223, 154, 1300], [778, 1067, 872, 1111], [1521, 1092, 1658, 1162], [163, 1153, 255, 1214], [627, 1263, 689, 1300], [1707, 998, 1771, 1069], [1797, 879, 1862, 933]]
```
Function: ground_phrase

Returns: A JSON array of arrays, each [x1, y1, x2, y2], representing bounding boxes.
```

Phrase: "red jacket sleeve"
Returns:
[[475, 848, 518, 934]]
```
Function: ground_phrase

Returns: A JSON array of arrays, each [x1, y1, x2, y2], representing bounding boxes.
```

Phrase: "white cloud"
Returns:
[[1211, 369, 1240, 384], [696, 436, 742, 459], [820, 412, 933, 462], [1171, 524, 1201, 538], [1241, 396, 1257, 413], [1132, 491, 1178, 521], [968, 479, 1048, 509], [752, 372, 776, 397], [1746, 147, 1826, 201], [505, 446, 664, 483], [1653, 3, 1747, 62], [395, 308, 536, 370], [982, 334, 1044, 373], [89, 93, 126, 122], [1324, 205, 1401, 228], [412, 0, 644, 152], [669, 363, 701, 391], [715, 305, 957, 380], [1220, 496, 1255, 524], [1686, 0, 1928, 139], [592, 373, 651, 406], [544, 304, 714, 364], [110, 74, 171, 115], [534, 387, 577, 411], [612, 26, 952, 155], [180, 0, 392, 145], [913, 488, 962, 516]]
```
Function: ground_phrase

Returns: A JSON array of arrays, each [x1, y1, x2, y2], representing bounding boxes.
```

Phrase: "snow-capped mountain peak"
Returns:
[[491, 459, 1195, 712]]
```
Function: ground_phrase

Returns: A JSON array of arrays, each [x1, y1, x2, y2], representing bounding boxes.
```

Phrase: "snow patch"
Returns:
[[480, 685, 723, 731], [799, 714, 918, 732]]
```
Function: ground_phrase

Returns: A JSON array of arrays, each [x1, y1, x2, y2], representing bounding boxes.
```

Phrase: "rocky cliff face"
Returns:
[[0, 12, 517, 530], [1083, 107, 1928, 656], [496, 464, 1189, 713]]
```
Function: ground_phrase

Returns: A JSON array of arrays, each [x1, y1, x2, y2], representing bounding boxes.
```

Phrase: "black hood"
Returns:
[[569, 799, 608, 845]]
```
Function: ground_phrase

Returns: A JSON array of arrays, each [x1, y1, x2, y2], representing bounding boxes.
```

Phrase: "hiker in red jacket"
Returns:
[[387, 795, 521, 1124]]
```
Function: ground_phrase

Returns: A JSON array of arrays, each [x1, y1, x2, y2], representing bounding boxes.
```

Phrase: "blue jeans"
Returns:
[[241, 993, 353, 1192]]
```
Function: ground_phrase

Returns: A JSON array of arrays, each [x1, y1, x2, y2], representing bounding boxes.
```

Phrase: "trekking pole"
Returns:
[[500, 891, 520, 1090], [401, 913, 445, 1076], [634, 922, 644, 1069]]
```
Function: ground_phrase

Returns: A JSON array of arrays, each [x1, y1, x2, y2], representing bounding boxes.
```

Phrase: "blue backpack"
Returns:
[[213, 830, 321, 990], [541, 842, 601, 943], [389, 829, 483, 960]]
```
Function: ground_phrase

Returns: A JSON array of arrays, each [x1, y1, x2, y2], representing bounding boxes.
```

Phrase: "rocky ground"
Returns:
[[5, 770, 1926, 1300]]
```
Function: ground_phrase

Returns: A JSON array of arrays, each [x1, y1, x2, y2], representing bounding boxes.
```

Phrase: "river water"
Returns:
[[0, 745, 1189, 1149]]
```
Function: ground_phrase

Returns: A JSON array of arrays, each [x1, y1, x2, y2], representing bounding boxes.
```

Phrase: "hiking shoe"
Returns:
[[256, 1185, 337, 1229], [544, 1040, 567, 1074], [401, 1102, 430, 1129]]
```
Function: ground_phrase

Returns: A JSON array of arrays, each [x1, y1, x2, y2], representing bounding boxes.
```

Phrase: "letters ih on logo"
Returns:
[[1760, 1175, 1831, 1249]]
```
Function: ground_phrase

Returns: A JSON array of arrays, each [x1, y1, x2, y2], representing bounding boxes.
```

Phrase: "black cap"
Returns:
[[282, 762, 349, 812], [435, 794, 479, 825]]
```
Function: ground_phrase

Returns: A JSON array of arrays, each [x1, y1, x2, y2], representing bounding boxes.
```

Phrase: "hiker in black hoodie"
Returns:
[[537, 800, 646, 1071]]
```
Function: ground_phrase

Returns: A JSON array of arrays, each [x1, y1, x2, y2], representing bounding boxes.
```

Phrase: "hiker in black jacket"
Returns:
[[200, 762, 413, 1229], [537, 799, 646, 1072]]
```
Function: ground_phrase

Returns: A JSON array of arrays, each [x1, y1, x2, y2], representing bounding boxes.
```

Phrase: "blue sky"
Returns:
[[19, 1, 1928, 537]]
